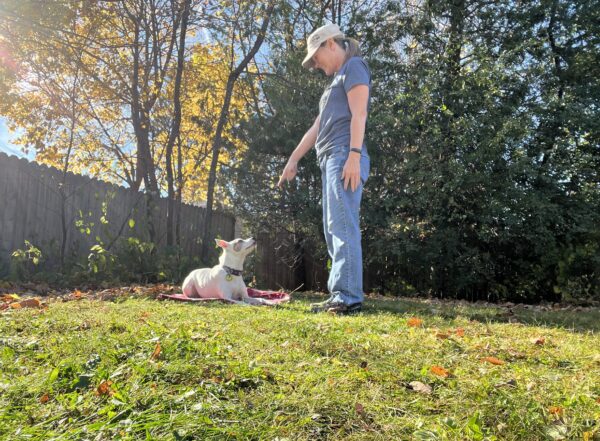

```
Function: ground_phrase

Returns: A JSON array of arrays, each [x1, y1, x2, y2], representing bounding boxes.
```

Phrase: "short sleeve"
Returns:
[[342, 57, 371, 94]]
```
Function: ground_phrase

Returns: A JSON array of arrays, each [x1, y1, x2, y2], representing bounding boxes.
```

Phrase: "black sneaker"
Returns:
[[310, 298, 363, 315]]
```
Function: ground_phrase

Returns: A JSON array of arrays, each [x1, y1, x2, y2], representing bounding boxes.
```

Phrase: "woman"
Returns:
[[277, 23, 371, 315]]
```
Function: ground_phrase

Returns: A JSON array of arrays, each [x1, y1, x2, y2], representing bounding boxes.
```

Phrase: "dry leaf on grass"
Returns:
[[435, 332, 450, 339], [483, 356, 505, 365], [454, 328, 465, 337], [548, 406, 564, 415], [9, 298, 41, 309], [150, 341, 161, 360], [531, 336, 545, 345], [1, 294, 20, 302], [95, 380, 114, 396], [407, 317, 423, 327], [408, 381, 433, 394], [430, 365, 450, 378], [39, 393, 50, 404]]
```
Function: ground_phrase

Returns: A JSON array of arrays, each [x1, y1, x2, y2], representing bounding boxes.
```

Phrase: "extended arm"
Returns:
[[277, 115, 320, 187]]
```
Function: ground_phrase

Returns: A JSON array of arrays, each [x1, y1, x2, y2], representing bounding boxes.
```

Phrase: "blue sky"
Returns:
[[0, 116, 31, 159]]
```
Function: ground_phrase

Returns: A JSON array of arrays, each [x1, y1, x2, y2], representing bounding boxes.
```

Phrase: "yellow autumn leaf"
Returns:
[[430, 365, 450, 378], [95, 380, 114, 396], [150, 341, 161, 360], [407, 317, 423, 327], [548, 406, 563, 415], [483, 356, 505, 365]]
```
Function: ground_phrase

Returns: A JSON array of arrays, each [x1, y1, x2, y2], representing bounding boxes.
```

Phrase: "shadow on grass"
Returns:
[[289, 292, 600, 333]]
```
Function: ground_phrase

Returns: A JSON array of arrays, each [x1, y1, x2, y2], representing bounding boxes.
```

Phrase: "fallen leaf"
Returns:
[[408, 381, 432, 394], [355, 402, 365, 415], [454, 328, 465, 337], [39, 393, 50, 404], [548, 406, 563, 415], [435, 332, 450, 339], [10, 298, 41, 309], [95, 380, 114, 396], [483, 356, 505, 365], [150, 341, 161, 360], [73, 290, 83, 299], [430, 365, 450, 378], [1, 294, 19, 302], [407, 317, 423, 327], [531, 336, 545, 345]]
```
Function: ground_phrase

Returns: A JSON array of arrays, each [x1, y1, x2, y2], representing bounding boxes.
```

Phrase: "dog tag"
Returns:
[[226, 274, 234, 282]]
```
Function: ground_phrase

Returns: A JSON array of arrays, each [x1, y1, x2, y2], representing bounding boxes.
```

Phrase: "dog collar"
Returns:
[[223, 265, 243, 277]]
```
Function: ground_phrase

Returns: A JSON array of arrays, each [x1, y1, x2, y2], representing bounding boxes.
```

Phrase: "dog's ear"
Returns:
[[215, 239, 229, 248]]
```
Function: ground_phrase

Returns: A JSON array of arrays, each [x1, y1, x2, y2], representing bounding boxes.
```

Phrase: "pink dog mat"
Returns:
[[158, 288, 290, 304]]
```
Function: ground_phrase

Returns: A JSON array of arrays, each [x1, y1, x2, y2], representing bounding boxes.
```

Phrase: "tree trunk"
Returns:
[[166, 0, 191, 246], [200, 2, 275, 260]]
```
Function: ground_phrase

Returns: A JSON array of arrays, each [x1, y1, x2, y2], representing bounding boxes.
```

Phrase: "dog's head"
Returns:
[[215, 237, 256, 257]]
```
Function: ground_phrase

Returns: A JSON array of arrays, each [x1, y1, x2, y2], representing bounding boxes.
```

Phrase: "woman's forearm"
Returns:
[[289, 117, 320, 162], [349, 113, 367, 149]]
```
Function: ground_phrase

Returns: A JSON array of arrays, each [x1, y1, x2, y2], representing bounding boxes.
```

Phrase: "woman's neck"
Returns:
[[333, 49, 347, 75]]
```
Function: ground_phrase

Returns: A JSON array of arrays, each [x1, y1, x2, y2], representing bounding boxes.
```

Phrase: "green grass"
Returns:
[[1, 292, 599, 440]]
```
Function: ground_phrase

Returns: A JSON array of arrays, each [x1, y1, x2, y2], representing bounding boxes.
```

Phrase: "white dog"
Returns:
[[181, 237, 273, 306]]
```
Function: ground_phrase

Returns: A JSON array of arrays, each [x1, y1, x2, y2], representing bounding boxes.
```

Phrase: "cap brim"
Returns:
[[302, 30, 345, 69], [302, 46, 318, 69]]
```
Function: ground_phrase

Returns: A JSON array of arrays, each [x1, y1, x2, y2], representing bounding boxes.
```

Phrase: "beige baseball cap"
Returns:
[[302, 23, 345, 69]]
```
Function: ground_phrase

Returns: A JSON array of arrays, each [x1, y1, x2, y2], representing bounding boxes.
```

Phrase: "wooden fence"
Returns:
[[255, 230, 329, 292], [0, 152, 235, 273], [0, 152, 338, 293]]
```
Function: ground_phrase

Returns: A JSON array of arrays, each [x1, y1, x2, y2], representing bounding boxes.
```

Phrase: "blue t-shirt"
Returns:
[[315, 56, 371, 158]]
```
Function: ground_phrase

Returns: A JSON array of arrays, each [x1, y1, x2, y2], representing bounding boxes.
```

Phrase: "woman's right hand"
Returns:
[[277, 160, 298, 187]]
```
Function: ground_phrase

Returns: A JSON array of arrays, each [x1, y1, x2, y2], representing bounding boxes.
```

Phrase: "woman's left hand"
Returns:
[[341, 154, 361, 192]]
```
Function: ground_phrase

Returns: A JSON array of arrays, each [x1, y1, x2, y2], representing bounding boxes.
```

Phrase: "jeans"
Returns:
[[318, 145, 370, 305]]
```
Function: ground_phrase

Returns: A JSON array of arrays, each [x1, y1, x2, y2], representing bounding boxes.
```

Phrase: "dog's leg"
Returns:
[[240, 291, 275, 306], [220, 291, 251, 306], [182, 279, 197, 297]]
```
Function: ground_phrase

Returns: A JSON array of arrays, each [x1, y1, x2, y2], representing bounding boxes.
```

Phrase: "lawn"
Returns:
[[1, 288, 599, 440]]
